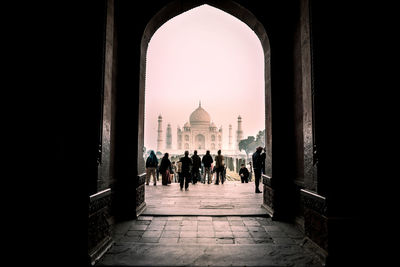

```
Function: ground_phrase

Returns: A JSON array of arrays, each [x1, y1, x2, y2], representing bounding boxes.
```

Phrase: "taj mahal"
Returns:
[[156, 102, 245, 156]]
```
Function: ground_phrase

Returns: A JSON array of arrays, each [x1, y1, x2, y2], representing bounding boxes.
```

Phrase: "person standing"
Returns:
[[179, 151, 192, 191], [159, 153, 172, 186], [248, 161, 253, 182], [145, 150, 158, 186], [261, 147, 266, 175], [201, 150, 213, 184], [176, 160, 182, 183], [239, 163, 249, 183], [191, 150, 201, 184], [252, 147, 263, 193], [214, 150, 225, 185]]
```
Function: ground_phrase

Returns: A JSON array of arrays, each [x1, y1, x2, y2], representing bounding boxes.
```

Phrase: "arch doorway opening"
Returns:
[[140, 3, 271, 216]]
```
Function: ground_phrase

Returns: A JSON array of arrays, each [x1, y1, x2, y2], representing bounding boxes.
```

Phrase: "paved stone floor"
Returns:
[[97, 216, 323, 266], [143, 181, 265, 216], [97, 181, 323, 266]]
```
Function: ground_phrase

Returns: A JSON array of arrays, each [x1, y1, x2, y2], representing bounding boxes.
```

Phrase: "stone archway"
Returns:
[[88, 0, 328, 264], [195, 134, 205, 150], [137, 0, 272, 217]]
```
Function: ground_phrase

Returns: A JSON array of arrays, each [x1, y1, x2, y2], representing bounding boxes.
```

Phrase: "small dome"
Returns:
[[210, 122, 216, 128], [189, 103, 211, 126], [184, 122, 190, 128]]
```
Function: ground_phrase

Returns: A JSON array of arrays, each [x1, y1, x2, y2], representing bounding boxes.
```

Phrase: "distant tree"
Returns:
[[239, 136, 256, 160], [255, 130, 265, 148]]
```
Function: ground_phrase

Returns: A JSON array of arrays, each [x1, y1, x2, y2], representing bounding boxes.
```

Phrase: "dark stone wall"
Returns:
[[307, 1, 372, 265], [98, 0, 118, 193]]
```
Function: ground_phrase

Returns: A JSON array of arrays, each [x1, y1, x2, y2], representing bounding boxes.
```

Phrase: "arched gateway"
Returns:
[[88, 0, 331, 265]]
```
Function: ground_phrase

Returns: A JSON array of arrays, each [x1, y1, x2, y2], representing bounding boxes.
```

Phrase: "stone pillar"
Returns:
[[177, 126, 182, 150], [157, 115, 163, 152]]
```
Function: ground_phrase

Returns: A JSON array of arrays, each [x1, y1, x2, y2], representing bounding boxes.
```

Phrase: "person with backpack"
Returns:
[[145, 150, 158, 186]]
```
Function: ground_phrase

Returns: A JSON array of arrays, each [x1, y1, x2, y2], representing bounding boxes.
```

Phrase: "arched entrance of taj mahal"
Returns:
[[82, 1, 368, 266]]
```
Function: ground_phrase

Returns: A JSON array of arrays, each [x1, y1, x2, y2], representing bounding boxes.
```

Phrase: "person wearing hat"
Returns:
[[251, 146, 263, 193]]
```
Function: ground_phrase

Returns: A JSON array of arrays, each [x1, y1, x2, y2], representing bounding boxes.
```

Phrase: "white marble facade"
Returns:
[[176, 102, 222, 153]]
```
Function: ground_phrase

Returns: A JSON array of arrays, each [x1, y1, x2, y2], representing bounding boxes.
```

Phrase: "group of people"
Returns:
[[145, 149, 226, 191], [145, 146, 266, 193]]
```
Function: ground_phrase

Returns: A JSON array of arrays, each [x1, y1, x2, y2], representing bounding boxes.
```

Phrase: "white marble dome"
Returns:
[[189, 103, 210, 125]]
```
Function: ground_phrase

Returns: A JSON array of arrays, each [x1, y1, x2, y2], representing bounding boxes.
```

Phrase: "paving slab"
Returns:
[[98, 243, 322, 266], [143, 181, 266, 216], [102, 216, 324, 267]]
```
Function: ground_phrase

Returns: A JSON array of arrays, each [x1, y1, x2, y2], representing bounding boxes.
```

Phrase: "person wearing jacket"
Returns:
[[239, 163, 249, 183], [145, 150, 158, 186], [201, 150, 213, 184], [191, 150, 201, 184], [214, 150, 225, 185], [179, 151, 193, 191]]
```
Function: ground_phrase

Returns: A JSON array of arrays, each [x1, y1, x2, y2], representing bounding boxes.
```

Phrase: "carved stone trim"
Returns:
[[300, 189, 328, 252], [263, 177, 274, 217], [262, 174, 272, 186], [89, 188, 111, 215], [89, 236, 113, 265], [137, 172, 146, 187], [136, 201, 146, 217], [136, 173, 146, 217], [89, 188, 113, 265], [300, 189, 327, 216]]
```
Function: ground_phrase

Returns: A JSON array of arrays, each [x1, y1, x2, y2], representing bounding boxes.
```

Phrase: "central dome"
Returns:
[[189, 102, 211, 125]]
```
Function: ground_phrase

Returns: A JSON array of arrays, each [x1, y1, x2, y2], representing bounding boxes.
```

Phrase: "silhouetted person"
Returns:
[[156, 158, 160, 181], [252, 147, 263, 193], [202, 150, 213, 184], [239, 163, 249, 183], [180, 151, 192, 191], [248, 161, 253, 182], [214, 150, 225, 185], [159, 153, 172, 185], [261, 147, 266, 174], [145, 150, 158, 186], [171, 161, 178, 182], [191, 150, 201, 184], [176, 160, 182, 183]]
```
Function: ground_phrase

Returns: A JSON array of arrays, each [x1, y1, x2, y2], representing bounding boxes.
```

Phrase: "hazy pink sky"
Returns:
[[144, 4, 265, 151]]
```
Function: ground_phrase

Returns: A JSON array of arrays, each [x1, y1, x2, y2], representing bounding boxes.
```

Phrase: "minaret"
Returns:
[[236, 115, 243, 151], [229, 124, 232, 149], [166, 123, 172, 149], [177, 126, 182, 150], [157, 115, 163, 152]]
